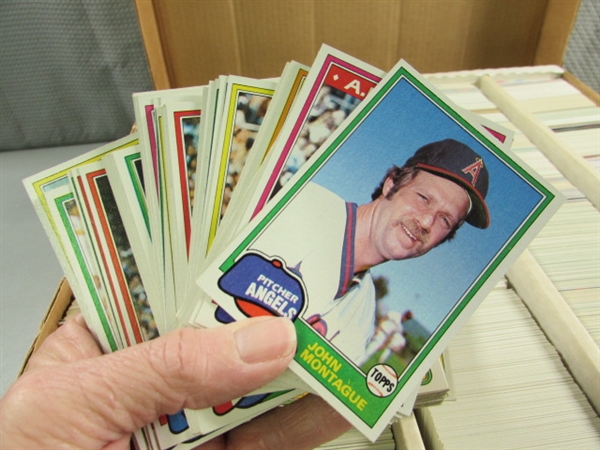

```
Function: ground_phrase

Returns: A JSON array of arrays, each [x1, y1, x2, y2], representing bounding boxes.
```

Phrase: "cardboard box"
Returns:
[[133, 0, 581, 90], [19, 34, 598, 450], [19, 277, 74, 374], [18, 4, 595, 447]]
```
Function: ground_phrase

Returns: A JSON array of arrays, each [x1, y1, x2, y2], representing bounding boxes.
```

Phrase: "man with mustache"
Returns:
[[252, 138, 490, 364]]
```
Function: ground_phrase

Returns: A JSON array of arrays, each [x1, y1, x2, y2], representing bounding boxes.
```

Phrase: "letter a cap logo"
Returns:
[[404, 139, 491, 228]]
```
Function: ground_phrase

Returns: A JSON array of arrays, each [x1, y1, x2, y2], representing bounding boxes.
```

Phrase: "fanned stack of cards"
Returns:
[[24, 44, 563, 449]]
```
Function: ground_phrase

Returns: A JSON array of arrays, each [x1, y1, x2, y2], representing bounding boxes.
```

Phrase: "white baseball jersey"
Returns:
[[252, 182, 376, 363], [357, 315, 405, 365]]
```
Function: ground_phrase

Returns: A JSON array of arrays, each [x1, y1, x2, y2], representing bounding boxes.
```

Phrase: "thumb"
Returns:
[[1, 316, 296, 449], [101, 316, 298, 420]]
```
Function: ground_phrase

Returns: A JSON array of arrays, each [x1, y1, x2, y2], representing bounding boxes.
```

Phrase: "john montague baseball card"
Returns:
[[197, 58, 562, 440]]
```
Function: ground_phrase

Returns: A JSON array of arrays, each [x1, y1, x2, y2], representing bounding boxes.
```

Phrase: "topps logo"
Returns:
[[366, 364, 398, 398]]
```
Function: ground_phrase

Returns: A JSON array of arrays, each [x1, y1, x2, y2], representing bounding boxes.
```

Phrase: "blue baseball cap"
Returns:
[[403, 139, 490, 229]]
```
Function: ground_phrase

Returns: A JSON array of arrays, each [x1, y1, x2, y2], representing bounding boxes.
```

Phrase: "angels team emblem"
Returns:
[[218, 251, 306, 320]]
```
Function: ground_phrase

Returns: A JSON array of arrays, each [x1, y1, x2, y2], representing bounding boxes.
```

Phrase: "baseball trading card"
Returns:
[[188, 83, 217, 234], [70, 162, 160, 344], [44, 183, 199, 450], [179, 80, 224, 322], [201, 76, 277, 249], [133, 409, 222, 450], [151, 105, 178, 332], [230, 44, 384, 239], [103, 146, 153, 280], [26, 143, 220, 449], [389, 356, 451, 419], [186, 78, 226, 268], [139, 387, 302, 450], [132, 88, 202, 238], [138, 419, 238, 450], [23, 134, 139, 264], [42, 183, 123, 352], [203, 64, 514, 280], [185, 75, 277, 322], [132, 92, 163, 315], [23, 134, 140, 344], [218, 62, 310, 224], [411, 356, 450, 409], [103, 146, 164, 331], [133, 88, 205, 309], [155, 99, 203, 328], [197, 59, 562, 440], [133, 86, 206, 195], [132, 90, 161, 207], [205, 61, 311, 267]]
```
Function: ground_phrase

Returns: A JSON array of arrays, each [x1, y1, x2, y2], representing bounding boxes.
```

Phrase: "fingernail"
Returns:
[[235, 317, 296, 364]]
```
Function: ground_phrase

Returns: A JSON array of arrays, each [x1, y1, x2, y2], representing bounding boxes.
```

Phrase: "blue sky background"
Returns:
[[311, 77, 544, 334]]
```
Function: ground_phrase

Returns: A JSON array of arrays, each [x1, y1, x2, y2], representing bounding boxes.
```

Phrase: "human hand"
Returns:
[[1, 314, 351, 449]]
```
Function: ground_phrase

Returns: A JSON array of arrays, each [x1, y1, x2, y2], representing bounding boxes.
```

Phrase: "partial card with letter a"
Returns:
[[197, 58, 562, 440], [215, 45, 384, 248]]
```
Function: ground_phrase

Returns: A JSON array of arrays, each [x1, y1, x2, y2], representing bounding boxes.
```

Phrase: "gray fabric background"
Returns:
[[564, 0, 600, 93], [0, 0, 153, 151], [0, 0, 598, 152]]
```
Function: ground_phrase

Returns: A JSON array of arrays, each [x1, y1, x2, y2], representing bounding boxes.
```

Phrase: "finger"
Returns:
[[218, 394, 352, 450], [24, 313, 103, 371]]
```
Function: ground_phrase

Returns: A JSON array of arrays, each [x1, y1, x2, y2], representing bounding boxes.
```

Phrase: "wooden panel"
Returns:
[[133, 0, 581, 89], [314, 0, 401, 72], [396, 1, 474, 73], [233, 0, 316, 79], [133, 0, 171, 89], [462, 0, 548, 70], [152, 0, 240, 88], [563, 72, 600, 106], [535, 0, 581, 65]]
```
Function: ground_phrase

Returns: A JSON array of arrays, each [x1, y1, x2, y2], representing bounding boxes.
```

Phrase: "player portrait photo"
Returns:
[[232, 80, 544, 366], [246, 136, 492, 367], [200, 63, 558, 432]]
